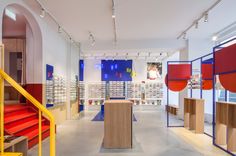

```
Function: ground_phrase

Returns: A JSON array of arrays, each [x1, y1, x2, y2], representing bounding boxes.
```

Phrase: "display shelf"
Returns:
[[70, 76, 78, 101], [79, 81, 85, 100], [46, 80, 54, 105], [145, 82, 163, 99], [88, 82, 106, 99], [127, 82, 141, 100], [109, 81, 125, 99], [216, 101, 236, 153], [45, 75, 66, 107], [53, 76, 66, 105], [184, 98, 204, 134]]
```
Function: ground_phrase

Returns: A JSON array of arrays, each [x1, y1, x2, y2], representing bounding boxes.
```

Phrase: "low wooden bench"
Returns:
[[166, 105, 179, 115], [2, 136, 27, 156]]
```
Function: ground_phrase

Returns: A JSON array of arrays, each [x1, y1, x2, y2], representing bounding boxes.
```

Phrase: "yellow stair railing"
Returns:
[[0, 44, 55, 156]]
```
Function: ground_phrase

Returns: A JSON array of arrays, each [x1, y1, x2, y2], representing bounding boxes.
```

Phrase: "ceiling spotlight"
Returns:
[[112, 8, 115, 18], [40, 8, 45, 18], [58, 26, 62, 33], [204, 13, 208, 22], [160, 53, 162, 56], [212, 35, 218, 41], [195, 21, 199, 29], [183, 32, 187, 40], [89, 32, 95, 46]]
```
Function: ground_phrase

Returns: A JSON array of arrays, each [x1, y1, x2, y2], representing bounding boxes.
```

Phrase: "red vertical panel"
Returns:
[[215, 43, 236, 74], [168, 64, 191, 80], [201, 64, 213, 79], [25, 84, 43, 105]]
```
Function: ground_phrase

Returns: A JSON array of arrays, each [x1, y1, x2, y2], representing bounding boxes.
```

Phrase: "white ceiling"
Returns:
[[38, 0, 236, 52]]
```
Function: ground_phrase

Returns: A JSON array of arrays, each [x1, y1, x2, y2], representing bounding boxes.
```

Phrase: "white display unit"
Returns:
[[109, 81, 125, 99], [45, 75, 66, 107], [70, 77, 78, 102], [79, 81, 85, 100], [127, 82, 142, 105], [145, 82, 163, 105], [87, 82, 106, 105]]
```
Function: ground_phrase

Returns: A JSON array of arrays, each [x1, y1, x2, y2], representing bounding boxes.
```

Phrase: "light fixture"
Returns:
[[89, 32, 95, 46], [156, 57, 158, 61], [58, 26, 62, 33], [5, 9, 16, 21], [204, 12, 208, 22], [112, 7, 115, 18], [212, 35, 218, 41], [40, 8, 45, 18], [183, 32, 187, 40], [195, 21, 199, 29], [177, 0, 221, 40]]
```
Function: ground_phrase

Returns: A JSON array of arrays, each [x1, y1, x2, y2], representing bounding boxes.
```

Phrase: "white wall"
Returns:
[[188, 38, 215, 117]]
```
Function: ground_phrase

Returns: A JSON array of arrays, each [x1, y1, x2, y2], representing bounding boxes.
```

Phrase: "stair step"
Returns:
[[4, 113, 37, 124], [8, 119, 45, 134], [4, 104, 28, 113], [24, 125, 50, 140]]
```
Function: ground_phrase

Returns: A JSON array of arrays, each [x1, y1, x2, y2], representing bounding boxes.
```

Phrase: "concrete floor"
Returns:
[[28, 109, 228, 156]]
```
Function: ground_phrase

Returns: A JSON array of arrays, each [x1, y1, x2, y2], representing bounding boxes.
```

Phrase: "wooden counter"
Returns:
[[216, 101, 236, 152], [184, 98, 204, 134], [104, 100, 133, 149]]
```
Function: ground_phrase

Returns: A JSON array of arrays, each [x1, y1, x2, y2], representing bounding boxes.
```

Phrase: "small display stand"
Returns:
[[184, 98, 204, 134], [104, 100, 133, 149], [216, 101, 236, 153]]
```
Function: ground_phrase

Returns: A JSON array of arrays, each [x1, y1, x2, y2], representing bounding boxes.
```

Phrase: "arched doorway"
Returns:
[[2, 3, 43, 103]]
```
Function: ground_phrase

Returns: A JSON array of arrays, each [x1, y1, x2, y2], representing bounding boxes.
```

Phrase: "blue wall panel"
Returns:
[[101, 60, 132, 81]]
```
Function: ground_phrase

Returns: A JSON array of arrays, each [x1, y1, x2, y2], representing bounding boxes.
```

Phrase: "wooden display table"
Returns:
[[184, 98, 204, 134], [216, 101, 236, 152], [1, 136, 27, 156], [104, 100, 133, 149]]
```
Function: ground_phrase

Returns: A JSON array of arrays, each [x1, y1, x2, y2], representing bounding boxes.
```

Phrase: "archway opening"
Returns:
[[2, 4, 43, 104]]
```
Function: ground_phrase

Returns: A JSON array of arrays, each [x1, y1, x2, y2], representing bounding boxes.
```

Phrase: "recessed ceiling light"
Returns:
[[40, 8, 45, 18], [212, 35, 218, 41], [112, 8, 115, 18], [195, 21, 199, 29], [204, 13, 208, 22]]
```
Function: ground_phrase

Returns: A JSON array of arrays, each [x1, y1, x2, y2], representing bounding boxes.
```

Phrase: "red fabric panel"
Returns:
[[168, 64, 191, 80], [165, 75, 188, 92], [215, 43, 236, 74], [202, 80, 213, 90], [219, 73, 236, 93], [201, 64, 213, 80]]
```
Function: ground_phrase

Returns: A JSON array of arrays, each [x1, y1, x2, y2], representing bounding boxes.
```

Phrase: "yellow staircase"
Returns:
[[0, 44, 56, 156]]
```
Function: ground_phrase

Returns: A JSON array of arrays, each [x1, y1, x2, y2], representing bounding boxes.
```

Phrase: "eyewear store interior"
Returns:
[[1, 0, 236, 156]]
